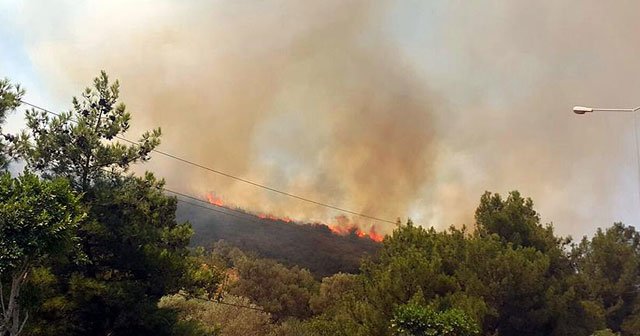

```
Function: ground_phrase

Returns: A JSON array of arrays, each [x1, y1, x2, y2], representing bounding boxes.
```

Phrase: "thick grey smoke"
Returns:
[[8, 0, 640, 237]]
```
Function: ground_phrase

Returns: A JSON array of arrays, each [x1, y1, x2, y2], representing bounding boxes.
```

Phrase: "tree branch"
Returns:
[[16, 311, 28, 336], [0, 280, 6, 315]]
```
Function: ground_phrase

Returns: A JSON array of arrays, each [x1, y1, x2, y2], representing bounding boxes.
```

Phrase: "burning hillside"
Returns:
[[177, 193, 382, 277], [204, 192, 384, 242], [327, 215, 384, 242]]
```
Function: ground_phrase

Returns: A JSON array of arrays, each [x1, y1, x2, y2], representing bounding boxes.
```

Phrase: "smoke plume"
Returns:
[[7, 0, 640, 237]]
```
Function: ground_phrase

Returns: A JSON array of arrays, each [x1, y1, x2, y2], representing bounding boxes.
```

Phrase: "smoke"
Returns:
[[7, 0, 640, 237]]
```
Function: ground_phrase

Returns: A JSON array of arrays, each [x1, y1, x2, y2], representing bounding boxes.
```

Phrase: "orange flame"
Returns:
[[203, 193, 383, 242], [328, 215, 384, 242], [368, 225, 383, 242], [206, 193, 225, 207]]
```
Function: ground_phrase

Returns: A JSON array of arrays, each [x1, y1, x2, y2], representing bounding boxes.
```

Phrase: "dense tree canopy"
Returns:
[[0, 172, 84, 336], [390, 304, 479, 336], [160, 293, 272, 336], [207, 242, 319, 320], [158, 192, 640, 336], [572, 223, 640, 335], [4, 72, 214, 335], [294, 193, 635, 336]]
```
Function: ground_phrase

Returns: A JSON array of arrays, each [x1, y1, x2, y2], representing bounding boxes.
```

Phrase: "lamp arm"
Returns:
[[592, 107, 638, 112]]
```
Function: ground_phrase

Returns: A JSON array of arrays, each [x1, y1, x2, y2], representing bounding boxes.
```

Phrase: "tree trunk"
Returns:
[[0, 268, 29, 336]]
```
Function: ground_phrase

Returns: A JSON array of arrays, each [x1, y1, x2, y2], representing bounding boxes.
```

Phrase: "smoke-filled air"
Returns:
[[5, 0, 640, 237], [7, 1, 640, 336]]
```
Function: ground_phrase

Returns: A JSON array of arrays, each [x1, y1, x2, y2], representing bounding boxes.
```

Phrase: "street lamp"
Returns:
[[573, 105, 640, 114], [573, 103, 640, 214]]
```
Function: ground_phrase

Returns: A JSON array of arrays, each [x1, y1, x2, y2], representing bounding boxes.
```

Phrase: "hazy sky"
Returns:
[[2, 0, 640, 238]]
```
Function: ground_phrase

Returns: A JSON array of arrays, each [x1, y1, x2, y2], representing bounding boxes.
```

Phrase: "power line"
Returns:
[[19, 100, 390, 231], [21, 101, 64, 118], [20, 100, 396, 224], [171, 194, 251, 221], [150, 149, 395, 224], [11, 107, 268, 314], [96, 173, 302, 314], [17, 101, 385, 312], [163, 188, 272, 226], [96, 167, 278, 226]]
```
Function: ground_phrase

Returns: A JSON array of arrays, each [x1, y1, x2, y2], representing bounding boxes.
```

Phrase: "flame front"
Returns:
[[204, 192, 384, 242], [367, 225, 383, 242], [206, 193, 225, 207], [328, 215, 384, 242]]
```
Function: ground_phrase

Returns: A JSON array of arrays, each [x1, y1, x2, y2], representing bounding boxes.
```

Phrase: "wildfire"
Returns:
[[205, 192, 293, 223], [203, 192, 383, 242], [327, 225, 384, 242], [367, 225, 384, 242], [206, 193, 225, 207], [328, 215, 384, 242]]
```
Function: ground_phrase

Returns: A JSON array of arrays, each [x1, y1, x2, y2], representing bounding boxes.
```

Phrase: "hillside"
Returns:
[[177, 203, 382, 277]]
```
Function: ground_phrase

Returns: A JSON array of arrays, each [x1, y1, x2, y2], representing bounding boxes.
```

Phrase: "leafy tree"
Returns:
[[15, 71, 160, 192], [475, 191, 560, 253], [466, 238, 554, 335], [572, 223, 640, 335], [0, 172, 84, 336], [389, 304, 479, 336], [270, 319, 318, 336], [269, 317, 347, 336], [11, 72, 208, 335], [159, 293, 273, 336], [338, 223, 477, 335], [310, 273, 361, 315], [318, 192, 602, 336], [0, 79, 24, 169], [222, 247, 319, 320], [52, 173, 198, 335], [8, 69, 640, 336], [305, 272, 369, 336]]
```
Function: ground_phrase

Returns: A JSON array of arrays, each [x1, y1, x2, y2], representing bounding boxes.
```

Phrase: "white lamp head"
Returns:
[[573, 106, 593, 114]]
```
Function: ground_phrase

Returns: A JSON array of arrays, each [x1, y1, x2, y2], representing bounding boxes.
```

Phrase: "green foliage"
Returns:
[[25, 172, 200, 335], [270, 317, 348, 336], [81, 172, 194, 291], [475, 191, 559, 252], [340, 224, 483, 335], [5, 71, 640, 336], [212, 243, 319, 320], [183, 250, 225, 300], [7, 72, 210, 335], [0, 172, 84, 274], [0, 171, 84, 336], [390, 304, 479, 336], [310, 273, 361, 315], [572, 223, 640, 335], [0, 79, 23, 117], [314, 192, 607, 336], [14, 70, 160, 191], [0, 78, 24, 169], [159, 293, 272, 336]]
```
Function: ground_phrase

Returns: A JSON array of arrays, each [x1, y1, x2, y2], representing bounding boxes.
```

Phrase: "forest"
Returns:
[[1, 73, 639, 336]]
